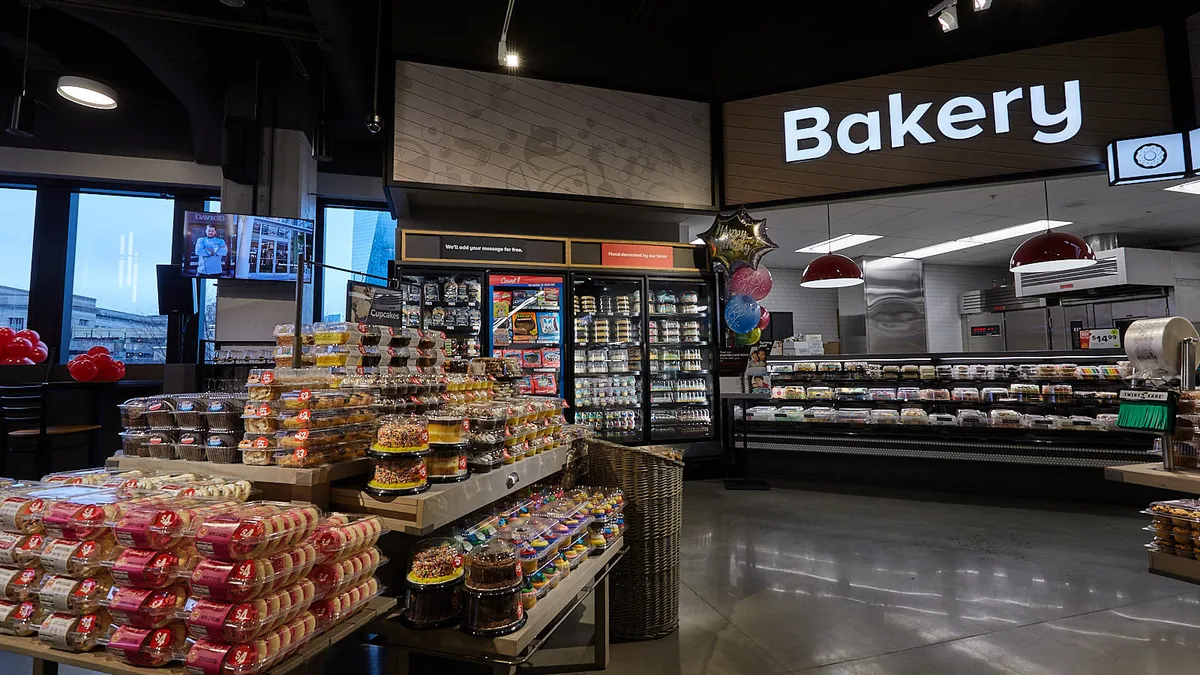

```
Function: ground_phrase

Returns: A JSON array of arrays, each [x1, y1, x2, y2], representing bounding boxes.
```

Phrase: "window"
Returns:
[[321, 207, 396, 322], [70, 193, 174, 363], [0, 187, 37, 335], [202, 200, 220, 363]]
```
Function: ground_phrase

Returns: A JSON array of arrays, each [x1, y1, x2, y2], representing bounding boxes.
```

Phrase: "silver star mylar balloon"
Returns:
[[698, 207, 778, 271]]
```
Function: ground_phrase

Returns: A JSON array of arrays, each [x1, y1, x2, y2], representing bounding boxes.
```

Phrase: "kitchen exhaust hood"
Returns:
[[1015, 247, 1200, 296]]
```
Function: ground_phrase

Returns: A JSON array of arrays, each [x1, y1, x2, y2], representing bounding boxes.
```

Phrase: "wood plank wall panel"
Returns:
[[723, 29, 1175, 205], [392, 62, 712, 208]]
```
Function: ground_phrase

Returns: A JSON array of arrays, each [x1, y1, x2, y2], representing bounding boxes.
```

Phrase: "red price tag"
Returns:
[[299, 389, 312, 401], [261, 371, 275, 384], [295, 430, 309, 441], [298, 409, 312, 422], [256, 404, 271, 417], [357, 322, 368, 334], [295, 448, 308, 461]]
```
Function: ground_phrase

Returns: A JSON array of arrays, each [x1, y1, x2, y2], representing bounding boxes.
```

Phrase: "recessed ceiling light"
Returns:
[[57, 76, 118, 109], [795, 234, 881, 254], [961, 220, 1072, 244], [1165, 179, 1200, 195], [894, 240, 983, 259]]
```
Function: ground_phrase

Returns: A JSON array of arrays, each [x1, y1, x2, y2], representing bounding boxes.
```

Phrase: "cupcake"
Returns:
[[530, 537, 550, 553], [564, 548, 579, 561], [518, 543, 539, 575], [587, 531, 606, 548], [530, 572, 546, 590], [521, 584, 537, 610], [552, 524, 570, 537], [572, 543, 588, 555]]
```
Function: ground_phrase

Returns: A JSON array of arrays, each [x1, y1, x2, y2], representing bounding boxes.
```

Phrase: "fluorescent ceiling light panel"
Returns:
[[795, 234, 881, 254], [894, 240, 983, 259], [961, 220, 1073, 244], [1165, 179, 1200, 195]]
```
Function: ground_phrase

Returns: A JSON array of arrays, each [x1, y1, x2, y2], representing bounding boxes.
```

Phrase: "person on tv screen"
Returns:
[[195, 225, 228, 275]]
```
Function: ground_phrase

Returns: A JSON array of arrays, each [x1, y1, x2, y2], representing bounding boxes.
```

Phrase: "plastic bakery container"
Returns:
[[182, 579, 317, 643], [102, 584, 189, 629]]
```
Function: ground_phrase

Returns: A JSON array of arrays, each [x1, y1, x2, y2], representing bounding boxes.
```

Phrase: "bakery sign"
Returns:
[[784, 80, 1082, 163]]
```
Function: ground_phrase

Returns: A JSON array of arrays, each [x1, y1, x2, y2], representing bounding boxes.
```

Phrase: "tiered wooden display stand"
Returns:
[[1106, 462, 1200, 582], [105, 456, 372, 509], [2, 596, 395, 675]]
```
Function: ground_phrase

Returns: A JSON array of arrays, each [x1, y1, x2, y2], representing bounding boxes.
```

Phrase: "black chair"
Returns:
[[0, 384, 101, 479]]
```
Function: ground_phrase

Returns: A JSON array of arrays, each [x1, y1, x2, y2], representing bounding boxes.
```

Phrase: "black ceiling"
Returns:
[[1, 0, 1200, 180]]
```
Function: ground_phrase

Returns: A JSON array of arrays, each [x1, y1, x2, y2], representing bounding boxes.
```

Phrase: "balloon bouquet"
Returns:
[[0, 327, 50, 365], [68, 346, 126, 382], [696, 207, 777, 346]]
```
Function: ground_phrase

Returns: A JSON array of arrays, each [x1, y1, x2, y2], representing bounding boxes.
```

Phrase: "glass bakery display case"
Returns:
[[571, 275, 644, 443], [647, 279, 715, 442], [488, 274, 564, 398], [736, 350, 1156, 467], [395, 268, 484, 363]]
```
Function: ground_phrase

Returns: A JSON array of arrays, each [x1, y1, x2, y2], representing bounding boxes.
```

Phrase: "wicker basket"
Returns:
[[587, 439, 683, 640]]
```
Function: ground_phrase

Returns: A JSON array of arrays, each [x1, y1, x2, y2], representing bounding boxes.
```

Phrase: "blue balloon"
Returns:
[[725, 294, 761, 334]]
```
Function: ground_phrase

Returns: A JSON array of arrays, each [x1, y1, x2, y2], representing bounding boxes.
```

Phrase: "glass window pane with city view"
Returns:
[[71, 193, 174, 363], [0, 187, 37, 335], [321, 207, 397, 322]]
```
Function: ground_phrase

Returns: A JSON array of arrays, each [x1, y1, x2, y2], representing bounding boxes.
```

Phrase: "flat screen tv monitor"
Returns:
[[182, 211, 314, 281]]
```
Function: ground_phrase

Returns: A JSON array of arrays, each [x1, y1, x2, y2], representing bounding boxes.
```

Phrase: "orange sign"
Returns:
[[601, 243, 673, 269]]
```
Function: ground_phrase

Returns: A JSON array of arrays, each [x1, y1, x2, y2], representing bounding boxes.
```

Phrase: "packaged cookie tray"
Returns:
[[103, 546, 199, 589], [272, 441, 369, 469], [108, 499, 243, 551], [37, 608, 111, 652], [0, 598, 46, 636], [101, 584, 189, 629], [0, 531, 47, 567], [186, 544, 320, 603], [310, 548, 386, 598], [184, 502, 323, 562], [276, 388, 376, 411], [102, 622, 190, 668], [181, 578, 319, 643], [184, 611, 322, 675], [241, 404, 376, 431], [31, 490, 180, 542], [37, 573, 111, 615], [310, 577, 382, 632], [310, 514, 385, 560], [1144, 500, 1200, 525]]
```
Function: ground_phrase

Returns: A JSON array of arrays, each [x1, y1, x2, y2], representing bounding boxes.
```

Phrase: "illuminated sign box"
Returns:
[[1107, 132, 1189, 185]]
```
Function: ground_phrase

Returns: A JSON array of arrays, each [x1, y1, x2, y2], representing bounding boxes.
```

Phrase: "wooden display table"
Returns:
[[1106, 462, 1200, 583], [330, 445, 572, 535], [1104, 462, 1200, 493], [105, 456, 371, 508], [375, 538, 623, 674], [1, 596, 395, 675]]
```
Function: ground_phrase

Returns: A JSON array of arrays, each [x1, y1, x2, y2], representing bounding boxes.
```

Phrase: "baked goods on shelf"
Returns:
[[464, 539, 521, 592], [406, 537, 465, 587], [460, 585, 525, 637]]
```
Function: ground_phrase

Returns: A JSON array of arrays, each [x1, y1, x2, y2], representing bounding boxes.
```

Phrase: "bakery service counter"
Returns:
[[736, 350, 1155, 468]]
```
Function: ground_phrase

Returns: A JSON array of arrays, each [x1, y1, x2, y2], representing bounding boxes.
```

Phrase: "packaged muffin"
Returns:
[[0, 532, 46, 567], [118, 398, 150, 429], [460, 585, 525, 637], [145, 398, 177, 429], [143, 429, 178, 458], [103, 584, 189, 628], [206, 396, 246, 431], [373, 415, 429, 454], [38, 573, 110, 614], [190, 502, 321, 561], [0, 599, 44, 636], [406, 538, 465, 587], [206, 434, 241, 464], [366, 455, 429, 496], [175, 397, 208, 430], [0, 566, 42, 601], [105, 623, 188, 667], [118, 430, 150, 457], [464, 539, 521, 592], [185, 579, 317, 643], [428, 445, 469, 483], [177, 430, 209, 462], [38, 609, 110, 652]]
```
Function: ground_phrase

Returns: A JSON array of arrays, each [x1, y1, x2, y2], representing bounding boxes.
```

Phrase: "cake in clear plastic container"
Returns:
[[460, 584, 525, 637], [373, 415, 429, 454], [406, 537, 464, 587]]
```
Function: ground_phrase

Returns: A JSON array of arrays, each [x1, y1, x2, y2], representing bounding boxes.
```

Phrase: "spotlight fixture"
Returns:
[[498, 0, 520, 69], [973, 0, 993, 10], [928, 0, 959, 32], [5, 5, 34, 137], [56, 76, 118, 110]]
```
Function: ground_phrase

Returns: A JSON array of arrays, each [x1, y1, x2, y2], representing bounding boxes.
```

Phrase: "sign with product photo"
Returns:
[[346, 281, 406, 328], [1079, 328, 1121, 350]]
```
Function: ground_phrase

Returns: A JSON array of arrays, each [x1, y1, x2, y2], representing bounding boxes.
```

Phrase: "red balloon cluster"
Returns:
[[0, 328, 49, 365], [69, 346, 126, 382]]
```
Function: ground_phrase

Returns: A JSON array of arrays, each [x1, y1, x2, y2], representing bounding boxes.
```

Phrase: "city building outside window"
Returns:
[[70, 193, 174, 363], [322, 207, 396, 322], [0, 187, 37, 339]]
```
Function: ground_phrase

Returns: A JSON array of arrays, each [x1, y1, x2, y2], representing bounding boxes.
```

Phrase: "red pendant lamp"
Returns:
[[1010, 182, 1096, 273], [801, 204, 864, 288]]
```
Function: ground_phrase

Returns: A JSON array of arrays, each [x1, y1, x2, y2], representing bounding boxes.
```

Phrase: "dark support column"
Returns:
[[28, 188, 78, 363], [171, 197, 206, 364], [1165, 16, 1197, 131]]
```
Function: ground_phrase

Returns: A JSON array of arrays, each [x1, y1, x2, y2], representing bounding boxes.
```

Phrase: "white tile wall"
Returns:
[[923, 264, 1011, 352], [756, 268, 841, 340]]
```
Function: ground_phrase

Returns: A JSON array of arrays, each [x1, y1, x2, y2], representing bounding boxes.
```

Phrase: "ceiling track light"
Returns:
[[973, 0, 993, 10], [6, 4, 34, 137], [498, 0, 520, 69], [928, 0, 959, 32], [57, 76, 118, 109]]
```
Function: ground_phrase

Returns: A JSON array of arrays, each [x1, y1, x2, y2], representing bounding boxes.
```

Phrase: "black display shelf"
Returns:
[[649, 370, 709, 377], [752, 397, 1119, 409], [574, 370, 642, 376], [575, 312, 642, 319], [651, 401, 711, 408], [575, 404, 641, 412], [648, 341, 709, 347], [647, 313, 709, 319], [768, 375, 1128, 387], [576, 341, 643, 348]]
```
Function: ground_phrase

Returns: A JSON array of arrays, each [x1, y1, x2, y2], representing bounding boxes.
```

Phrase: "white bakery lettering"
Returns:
[[783, 80, 1083, 162]]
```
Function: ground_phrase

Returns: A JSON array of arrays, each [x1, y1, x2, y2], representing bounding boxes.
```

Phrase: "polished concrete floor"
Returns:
[[3, 480, 1198, 674]]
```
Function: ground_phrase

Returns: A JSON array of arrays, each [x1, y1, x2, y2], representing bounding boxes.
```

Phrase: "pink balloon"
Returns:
[[758, 307, 771, 329], [729, 265, 773, 301]]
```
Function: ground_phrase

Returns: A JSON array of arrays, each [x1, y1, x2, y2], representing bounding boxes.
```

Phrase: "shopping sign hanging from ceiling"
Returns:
[[783, 80, 1082, 163]]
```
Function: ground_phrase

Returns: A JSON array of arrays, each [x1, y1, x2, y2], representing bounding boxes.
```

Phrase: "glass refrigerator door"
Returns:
[[647, 279, 714, 441], [488, 274, 564, 397], [571, 276, 644, 443], [402, 272, 484, 362]]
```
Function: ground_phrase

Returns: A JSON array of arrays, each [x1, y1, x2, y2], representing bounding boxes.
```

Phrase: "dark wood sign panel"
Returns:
[[722, 29, 1174, 204]]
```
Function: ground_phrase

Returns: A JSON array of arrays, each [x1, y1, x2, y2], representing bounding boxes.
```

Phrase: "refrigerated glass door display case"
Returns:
[[397, 269, 484, 363], [647, 278, 715, 441], [488, 273, 564, 397], [570, 275, 644, 442]]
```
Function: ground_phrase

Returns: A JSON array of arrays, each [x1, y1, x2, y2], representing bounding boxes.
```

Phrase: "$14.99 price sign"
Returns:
[[1080, 328, 1121, 350]]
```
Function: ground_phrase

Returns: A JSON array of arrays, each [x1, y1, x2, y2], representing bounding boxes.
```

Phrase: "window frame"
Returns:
[[315, 197, 395, 324]]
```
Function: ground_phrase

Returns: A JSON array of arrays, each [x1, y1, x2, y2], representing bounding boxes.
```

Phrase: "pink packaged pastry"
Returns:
[[184, 579, 317, 643], [103, 584, 189, 629], [115, 500, 240, 551], [106, 546, 197, 589], [310, 514, 383, 560], [189, 543, 318, 603], [105, 623, 188, 667], [192, 502, 321, 561]]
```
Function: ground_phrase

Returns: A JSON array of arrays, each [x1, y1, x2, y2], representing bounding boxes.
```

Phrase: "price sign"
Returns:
[[1080, 328, 1121, 349]]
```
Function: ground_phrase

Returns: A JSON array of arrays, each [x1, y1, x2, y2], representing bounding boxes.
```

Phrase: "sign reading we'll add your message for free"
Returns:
[[722, 29, 1175, 203]]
